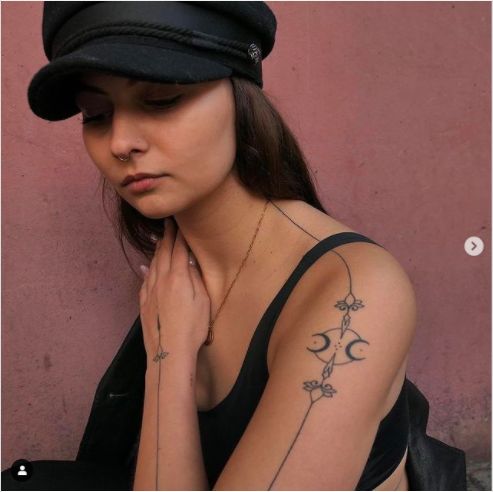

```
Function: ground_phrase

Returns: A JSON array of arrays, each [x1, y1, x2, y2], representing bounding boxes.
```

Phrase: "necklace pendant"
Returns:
[[204, 327, 214, 346]]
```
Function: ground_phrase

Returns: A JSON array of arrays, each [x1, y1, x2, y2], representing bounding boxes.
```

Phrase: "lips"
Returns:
[[122, 173, 168, 186]]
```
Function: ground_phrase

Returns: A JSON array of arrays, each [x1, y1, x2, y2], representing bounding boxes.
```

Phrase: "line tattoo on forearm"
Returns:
[[268, 253, 369, 490], [153, 314, 168, 491]]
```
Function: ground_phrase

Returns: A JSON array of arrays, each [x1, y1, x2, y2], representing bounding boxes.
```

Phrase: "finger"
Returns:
[[171, 228, 193, 274], [157, 217, 176, 274], [147, 245, 159, 294], [139, 277, 148, 306], [188, 260, 199, 298], [188, 259, 208, 297], [139, 265, 150, 304]]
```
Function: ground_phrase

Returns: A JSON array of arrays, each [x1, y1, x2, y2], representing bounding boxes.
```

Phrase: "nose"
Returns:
[[109, 108, 149, 160]]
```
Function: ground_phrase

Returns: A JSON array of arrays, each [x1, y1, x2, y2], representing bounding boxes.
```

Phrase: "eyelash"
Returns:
[[81, 95, 183, 125]]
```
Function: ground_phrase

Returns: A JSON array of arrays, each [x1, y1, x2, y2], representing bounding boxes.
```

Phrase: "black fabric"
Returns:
[[2, 232, 468, 490], [41, 2, 276, 60], [27, 1, 277, 121], [404, 379, 468, 490], [356, 379, 410, 489], [49, 2, 266, 59]]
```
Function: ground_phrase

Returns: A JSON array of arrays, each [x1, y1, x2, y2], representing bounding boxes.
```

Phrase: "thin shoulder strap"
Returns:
[[250, 232, 384, 367], [283, 231, 380, 304]]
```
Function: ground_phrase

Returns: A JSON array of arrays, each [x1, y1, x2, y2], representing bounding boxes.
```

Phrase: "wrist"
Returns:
[[146, 349, 197, 380], [148, 337, 201, 360]]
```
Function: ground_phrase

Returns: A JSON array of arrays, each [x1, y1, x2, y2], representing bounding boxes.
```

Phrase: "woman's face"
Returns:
[[75, 72, 237, 218]]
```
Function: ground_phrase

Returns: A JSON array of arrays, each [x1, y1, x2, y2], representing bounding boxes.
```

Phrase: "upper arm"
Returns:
[[212, 246, 417, 490]]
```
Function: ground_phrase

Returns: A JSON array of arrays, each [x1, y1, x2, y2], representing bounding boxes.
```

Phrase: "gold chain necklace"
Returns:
[[204, 198, 270, 346]]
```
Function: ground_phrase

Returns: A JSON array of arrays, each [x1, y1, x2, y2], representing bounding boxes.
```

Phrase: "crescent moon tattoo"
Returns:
[[345, 338, 369, 361], [306, 333, 331, 353]]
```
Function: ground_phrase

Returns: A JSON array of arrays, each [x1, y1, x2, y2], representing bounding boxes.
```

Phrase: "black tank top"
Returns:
[[197, 232, 410, 490]]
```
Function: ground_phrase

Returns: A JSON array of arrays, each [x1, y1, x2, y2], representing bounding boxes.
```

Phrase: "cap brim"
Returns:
[[28, 41, 233, 121]]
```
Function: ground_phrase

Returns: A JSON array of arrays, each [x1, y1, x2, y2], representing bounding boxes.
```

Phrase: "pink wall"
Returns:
[[2, 0, 490, 472]]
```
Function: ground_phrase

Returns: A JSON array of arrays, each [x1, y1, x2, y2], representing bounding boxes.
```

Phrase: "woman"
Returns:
[[18, 2, 466, 491]]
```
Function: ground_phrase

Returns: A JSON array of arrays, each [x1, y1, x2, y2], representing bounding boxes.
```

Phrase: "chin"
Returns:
[[120, 200, 167, 220], [138, 209, 169, 220], [127, 189, 206, 219]]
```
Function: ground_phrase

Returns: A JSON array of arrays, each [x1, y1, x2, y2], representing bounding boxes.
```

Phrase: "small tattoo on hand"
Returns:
[[153, 348, 169, 363]]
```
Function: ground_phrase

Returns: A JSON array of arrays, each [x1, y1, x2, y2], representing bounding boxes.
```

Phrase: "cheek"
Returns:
[[82, 132, 111, 177], [163, 93, 236, 182], [82, 133, 99, 165]]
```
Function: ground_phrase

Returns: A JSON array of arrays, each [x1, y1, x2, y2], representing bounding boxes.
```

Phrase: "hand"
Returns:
[[139, 217, 211, 363]]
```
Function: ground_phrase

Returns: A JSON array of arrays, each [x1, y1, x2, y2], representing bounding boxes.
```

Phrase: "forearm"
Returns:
[[133, 351, 208, 491]]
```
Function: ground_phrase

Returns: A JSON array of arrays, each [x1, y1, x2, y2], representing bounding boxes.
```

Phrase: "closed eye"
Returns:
[[144, 94, 183, 108], [81, 110, 112, 125]]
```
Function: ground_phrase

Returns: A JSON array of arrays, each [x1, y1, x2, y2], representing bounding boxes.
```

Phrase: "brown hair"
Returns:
[[99, 76, 330, 276]]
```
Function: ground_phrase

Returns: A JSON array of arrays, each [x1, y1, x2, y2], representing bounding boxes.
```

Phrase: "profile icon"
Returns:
[[9, 459, 33, 482]]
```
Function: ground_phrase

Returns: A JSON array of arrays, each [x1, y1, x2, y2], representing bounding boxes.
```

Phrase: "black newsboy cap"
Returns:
[[27, 1, 277, 121]]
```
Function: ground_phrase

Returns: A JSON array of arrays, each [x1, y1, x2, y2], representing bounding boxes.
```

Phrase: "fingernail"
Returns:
[[139, 265, 149, 277], [188, 251, 196, 266]]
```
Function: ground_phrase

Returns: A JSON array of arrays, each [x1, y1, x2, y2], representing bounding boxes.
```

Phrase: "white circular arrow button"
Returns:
[[464, 236, 484, 256]]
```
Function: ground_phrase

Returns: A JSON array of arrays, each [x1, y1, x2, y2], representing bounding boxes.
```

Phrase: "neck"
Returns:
[[173, 174, 273, 296]]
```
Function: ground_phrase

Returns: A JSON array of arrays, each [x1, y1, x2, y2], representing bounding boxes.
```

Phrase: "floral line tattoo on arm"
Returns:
[[268, 253, 369, 490], [152, 314, 169, 491], [153, 315, 169, 363]]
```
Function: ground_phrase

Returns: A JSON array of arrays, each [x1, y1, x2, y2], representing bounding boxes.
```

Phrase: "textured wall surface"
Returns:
[[2, 0, 490, 473]]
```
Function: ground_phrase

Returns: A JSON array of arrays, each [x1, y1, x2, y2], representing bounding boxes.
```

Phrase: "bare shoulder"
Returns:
[[270, 198, 360, 239], [270, 198, 416, 305], [275, 200, 414, 295], [270, 198, 417, 395]]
